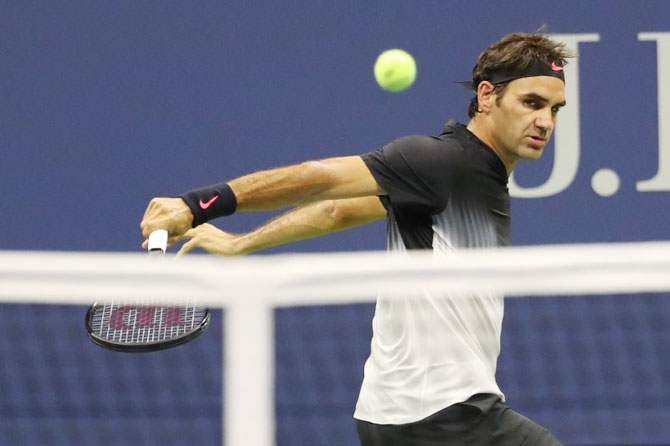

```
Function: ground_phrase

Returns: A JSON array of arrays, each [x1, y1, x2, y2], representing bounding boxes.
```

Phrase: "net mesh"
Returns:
[[1, 243, 670, 446]]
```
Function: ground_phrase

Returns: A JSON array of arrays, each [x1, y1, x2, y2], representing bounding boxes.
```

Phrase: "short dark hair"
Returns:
[[467, 31, 574, 118]]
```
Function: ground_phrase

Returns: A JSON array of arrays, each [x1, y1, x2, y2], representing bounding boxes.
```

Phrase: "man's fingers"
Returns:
[[176, 238, 197, 258], [176, 228, 202, 257], [168, 232, 191, 247], [144, 228, 199, 250], [140, 199, 160, 232], [179, 228, 199, 240], [167, 236, 182, 248], [142, 217, 178, 239], [141, 199, 155, 221]]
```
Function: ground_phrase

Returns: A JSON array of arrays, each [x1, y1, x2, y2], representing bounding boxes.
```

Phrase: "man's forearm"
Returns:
[[228, 161, 329, 212], [229, 157, 384, 212], [234, 197, 385, 255]]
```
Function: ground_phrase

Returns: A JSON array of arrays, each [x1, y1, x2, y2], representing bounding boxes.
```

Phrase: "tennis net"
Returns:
[[1, 242, 669, 446]]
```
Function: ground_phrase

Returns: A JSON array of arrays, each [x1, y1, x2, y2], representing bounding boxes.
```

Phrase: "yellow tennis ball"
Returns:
[[374, 49, 417, 92]]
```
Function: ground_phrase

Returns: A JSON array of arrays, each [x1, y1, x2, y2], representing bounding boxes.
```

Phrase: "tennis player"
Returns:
[[141, 31, 571, 446]]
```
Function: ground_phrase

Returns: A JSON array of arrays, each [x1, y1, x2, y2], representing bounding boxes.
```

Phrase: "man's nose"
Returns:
[[535, 109, 554, 133]]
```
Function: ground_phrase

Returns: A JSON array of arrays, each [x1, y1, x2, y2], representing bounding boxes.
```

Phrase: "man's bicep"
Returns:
[[332, 196, 387, 226], [320, 156, 386, 198]]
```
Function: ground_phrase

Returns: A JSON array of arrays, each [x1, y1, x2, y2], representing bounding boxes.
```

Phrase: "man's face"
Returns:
[[488, 76, 566, 163]]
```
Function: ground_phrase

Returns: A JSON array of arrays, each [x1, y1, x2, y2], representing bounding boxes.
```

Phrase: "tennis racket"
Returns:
[[85, 229, 211, 352]]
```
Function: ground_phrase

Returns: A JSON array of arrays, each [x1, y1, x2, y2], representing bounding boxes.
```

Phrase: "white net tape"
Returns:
[[2, 241, 670, 307]]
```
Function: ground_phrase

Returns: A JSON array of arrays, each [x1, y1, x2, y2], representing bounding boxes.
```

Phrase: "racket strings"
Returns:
[[90, 301, 206, 344]]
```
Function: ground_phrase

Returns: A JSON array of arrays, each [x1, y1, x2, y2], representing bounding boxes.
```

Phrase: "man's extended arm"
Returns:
[[229, 156, 383, 211], [140, 156, 384, 241], [174, 196, 386, 256]]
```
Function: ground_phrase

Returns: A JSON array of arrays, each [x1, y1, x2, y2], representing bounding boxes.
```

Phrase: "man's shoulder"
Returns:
[[362, 121, 474, 168], [437, 120, 475, 146], [389, 134, 447, 150], [389, 124, 468, 156]]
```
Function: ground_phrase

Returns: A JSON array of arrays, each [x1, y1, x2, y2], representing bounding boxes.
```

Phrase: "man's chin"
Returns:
[[520, 147, 544, 160]]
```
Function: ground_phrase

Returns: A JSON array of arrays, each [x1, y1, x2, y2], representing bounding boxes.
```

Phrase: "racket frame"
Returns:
[[85, 303, 211, 352]]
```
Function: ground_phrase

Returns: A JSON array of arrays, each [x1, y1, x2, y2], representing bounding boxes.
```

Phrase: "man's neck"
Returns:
[[466, 118, 516, 175]]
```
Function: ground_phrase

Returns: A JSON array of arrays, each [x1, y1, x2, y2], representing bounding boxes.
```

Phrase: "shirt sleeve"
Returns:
[[360, 135, 458, 214]]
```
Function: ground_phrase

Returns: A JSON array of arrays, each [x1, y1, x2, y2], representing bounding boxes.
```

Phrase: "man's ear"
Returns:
[[477, 81, 495, 114]]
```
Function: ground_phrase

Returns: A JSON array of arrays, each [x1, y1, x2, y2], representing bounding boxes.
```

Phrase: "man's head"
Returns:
[[465, 32, 574, 172]]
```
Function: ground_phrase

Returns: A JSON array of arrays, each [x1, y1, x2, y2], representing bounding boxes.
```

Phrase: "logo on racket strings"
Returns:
[[109, 306, 184, 330]]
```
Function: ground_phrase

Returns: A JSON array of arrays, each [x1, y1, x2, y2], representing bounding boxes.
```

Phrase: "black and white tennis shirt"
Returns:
[[354, 120, 510, 425]]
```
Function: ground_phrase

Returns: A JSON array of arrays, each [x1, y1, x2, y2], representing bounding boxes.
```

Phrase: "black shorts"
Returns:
[[356, 394, 562, 446]]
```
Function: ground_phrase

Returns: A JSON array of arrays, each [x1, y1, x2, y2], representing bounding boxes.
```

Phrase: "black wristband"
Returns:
[[179, 182, 237, 227]]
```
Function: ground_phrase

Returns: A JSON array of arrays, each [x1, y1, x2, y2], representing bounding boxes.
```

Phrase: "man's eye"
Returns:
[[524, 99, 538, 108]]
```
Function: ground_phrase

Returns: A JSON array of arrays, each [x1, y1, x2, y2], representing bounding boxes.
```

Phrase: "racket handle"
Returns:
[[148, 229, 168, 254]]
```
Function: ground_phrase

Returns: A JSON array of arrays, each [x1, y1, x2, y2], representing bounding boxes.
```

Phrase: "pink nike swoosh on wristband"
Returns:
[[199, 195, 220, 209], [551, 61, 564, 71]]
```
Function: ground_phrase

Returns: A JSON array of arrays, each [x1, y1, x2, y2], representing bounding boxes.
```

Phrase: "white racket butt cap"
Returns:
[[148, 229, 168, 253]]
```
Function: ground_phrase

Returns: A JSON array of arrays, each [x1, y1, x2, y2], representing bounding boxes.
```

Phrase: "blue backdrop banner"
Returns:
[[1, 1, 669, 445]]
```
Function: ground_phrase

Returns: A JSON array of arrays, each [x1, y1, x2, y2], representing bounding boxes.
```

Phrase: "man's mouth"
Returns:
[[526, 135, 546, 147]]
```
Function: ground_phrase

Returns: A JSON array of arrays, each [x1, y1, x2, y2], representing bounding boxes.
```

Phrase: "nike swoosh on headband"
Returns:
[[454, 59, 566, 91], [199, 195, 220, 209]]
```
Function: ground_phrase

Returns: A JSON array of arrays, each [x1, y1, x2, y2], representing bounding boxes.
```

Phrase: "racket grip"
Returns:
[[148, 229, 168, 254]]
